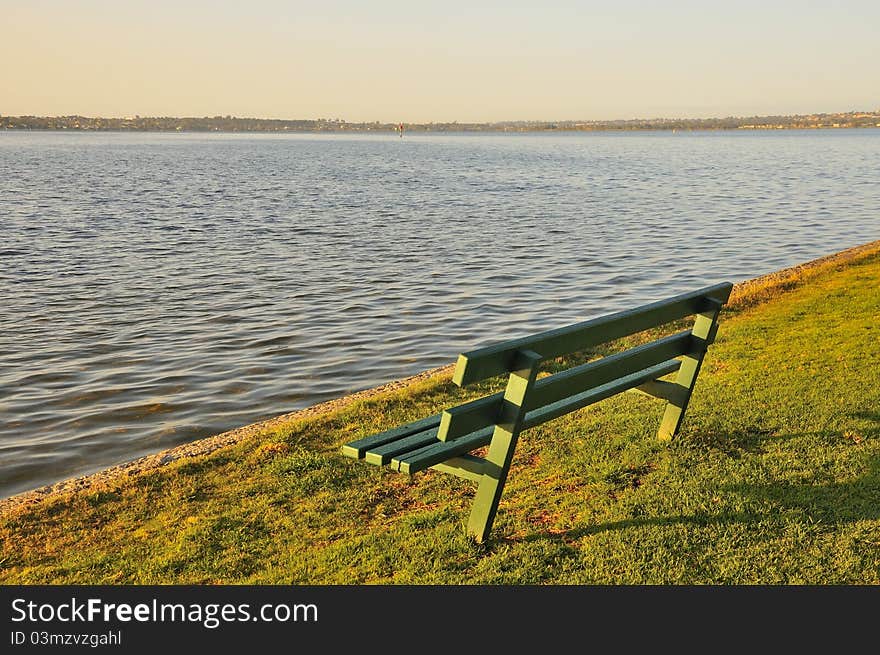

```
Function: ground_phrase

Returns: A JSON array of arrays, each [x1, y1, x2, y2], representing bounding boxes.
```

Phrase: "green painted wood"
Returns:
[[524, 331, 692, 410], [341, 413, 441, 459], [438, 331, 691, 437], [437, 392, 503, 442], [391, 426, 495, 473], [520, 359, 681, 430], [389, 360, 681, 473], [632, 378, 688, 403], [453, 282, 732, 387], [657, 304, 723, 440], [363, 426, 440, 465], [349, 361, 681, 468], [430, 455, 487, 483], [467, 350, 542, 542]]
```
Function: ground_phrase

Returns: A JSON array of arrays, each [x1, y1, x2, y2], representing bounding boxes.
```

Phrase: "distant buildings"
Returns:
[[2, 111, 879, 133]]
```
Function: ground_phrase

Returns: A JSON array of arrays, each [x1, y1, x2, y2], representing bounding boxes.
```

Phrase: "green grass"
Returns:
[[2, 253, 879, 584]]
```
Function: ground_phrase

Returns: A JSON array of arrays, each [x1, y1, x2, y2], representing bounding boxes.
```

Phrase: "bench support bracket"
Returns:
[[430, 455, 488, 483]]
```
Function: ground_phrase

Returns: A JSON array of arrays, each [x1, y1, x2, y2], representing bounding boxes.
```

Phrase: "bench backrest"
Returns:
[[437, 282, 733, 443]]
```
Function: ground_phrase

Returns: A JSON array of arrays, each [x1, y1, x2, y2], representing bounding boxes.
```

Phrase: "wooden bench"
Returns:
[[342, 282, 733, 542]]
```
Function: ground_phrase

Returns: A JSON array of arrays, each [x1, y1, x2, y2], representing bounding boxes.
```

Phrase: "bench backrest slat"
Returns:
[[452, 282, 733, 387], [524, 330, 692, 411], [521, 359, 683, 431], [439, 330, 693, 441]]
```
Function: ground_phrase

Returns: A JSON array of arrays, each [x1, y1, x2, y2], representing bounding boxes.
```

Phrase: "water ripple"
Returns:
[[0, 129, 878, 497]]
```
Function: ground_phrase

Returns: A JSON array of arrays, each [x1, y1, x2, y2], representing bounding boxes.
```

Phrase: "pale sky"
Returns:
[[3, 0, 878, 122]]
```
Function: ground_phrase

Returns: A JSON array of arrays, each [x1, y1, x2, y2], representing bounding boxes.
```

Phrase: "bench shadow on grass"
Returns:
[[512, 416, 880, 545], [854, 411, 880, 429]]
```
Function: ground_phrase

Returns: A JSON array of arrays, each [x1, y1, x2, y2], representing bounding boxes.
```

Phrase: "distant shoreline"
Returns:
[[4, 126, 880, 135], [3, 110, 879, 134]]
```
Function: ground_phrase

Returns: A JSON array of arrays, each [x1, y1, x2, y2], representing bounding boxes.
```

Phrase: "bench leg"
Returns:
[[467, 350, 541, 543], [467, 429, 517, 542], [657, 304, 721, 440]]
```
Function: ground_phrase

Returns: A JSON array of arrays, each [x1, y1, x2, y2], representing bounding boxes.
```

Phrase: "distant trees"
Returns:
[[1, 111, 878, 133]]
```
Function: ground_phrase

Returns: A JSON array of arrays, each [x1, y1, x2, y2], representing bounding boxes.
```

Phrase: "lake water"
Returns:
[[1, 129, 878, 498]]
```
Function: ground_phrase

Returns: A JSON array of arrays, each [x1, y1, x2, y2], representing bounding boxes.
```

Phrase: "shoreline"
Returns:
[[3, 238, 879, 516], [4, 126, 880, 135]]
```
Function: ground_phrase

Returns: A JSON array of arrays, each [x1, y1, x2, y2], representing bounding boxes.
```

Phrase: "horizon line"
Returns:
[[4, 108, 880, 125]]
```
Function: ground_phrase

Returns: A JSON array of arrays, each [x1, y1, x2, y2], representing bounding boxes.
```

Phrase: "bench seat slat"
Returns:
[[363, 427, 441, 465], [391, 427, 495, 474], [361, 359, 681, 474], [522, 359, 681, 430], [341, 413, 441, 459], [344, 359, 683, 468]]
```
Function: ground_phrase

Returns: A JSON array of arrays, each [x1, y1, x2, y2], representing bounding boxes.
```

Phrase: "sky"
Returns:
[[3, 0, 879, 122]]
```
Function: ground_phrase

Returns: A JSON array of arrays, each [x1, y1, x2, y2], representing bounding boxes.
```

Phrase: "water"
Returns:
[[1, 129, 878, 498]]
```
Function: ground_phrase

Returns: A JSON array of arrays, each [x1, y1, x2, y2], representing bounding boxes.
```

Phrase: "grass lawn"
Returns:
[[2, 252, 879, 584]]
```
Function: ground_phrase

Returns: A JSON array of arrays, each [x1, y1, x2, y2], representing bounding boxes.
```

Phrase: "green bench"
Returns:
[[342, 282, 733, 542]]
